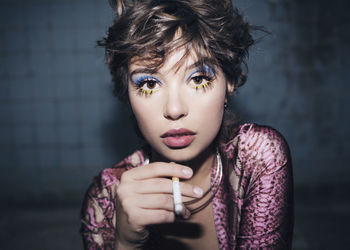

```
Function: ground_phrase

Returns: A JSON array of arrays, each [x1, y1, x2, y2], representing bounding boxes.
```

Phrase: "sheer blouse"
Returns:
[[80, 123, 294, 249]]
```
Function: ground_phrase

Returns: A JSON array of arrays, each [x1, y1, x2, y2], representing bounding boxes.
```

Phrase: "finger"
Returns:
[[134, 178, 203, 198], [130, 194, 192, 220], [136, 194, 174, 211], [128, 208, 175, 227], [122, 162, 193, 181], [182, 206, 191, 219]]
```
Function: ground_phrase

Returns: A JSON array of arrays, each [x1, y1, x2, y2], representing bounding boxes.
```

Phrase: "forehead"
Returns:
[[129, 46, 217, 76], [131, 47, 188, 70]]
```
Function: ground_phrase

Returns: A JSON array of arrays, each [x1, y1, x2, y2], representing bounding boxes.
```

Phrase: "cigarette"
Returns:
[[172, 177, 183, 215]]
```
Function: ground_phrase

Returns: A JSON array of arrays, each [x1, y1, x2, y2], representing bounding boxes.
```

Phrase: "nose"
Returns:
[[163, 87, 188, 121]]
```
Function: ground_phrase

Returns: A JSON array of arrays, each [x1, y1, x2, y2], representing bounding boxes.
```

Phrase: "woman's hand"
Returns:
[[114, 162, 203, 249]]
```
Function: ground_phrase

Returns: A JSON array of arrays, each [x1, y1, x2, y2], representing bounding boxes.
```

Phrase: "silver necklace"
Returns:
[[184, 149, 223, 214], [142, 149, 223, 214]]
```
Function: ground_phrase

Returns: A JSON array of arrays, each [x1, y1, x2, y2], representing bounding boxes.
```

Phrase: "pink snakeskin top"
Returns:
[[80, 123, 294, 249]]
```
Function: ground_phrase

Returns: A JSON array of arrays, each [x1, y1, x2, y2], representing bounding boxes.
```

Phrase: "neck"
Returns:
[[186, 145, 216, 188]]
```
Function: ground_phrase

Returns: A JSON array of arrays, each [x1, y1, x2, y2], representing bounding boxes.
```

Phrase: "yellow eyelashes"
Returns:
[[187, 65, 216, 90], [137, 87, 160, 95], [132, 66, 216, 96], [133, 77, 161, 96], [188, 75, 214, 90]]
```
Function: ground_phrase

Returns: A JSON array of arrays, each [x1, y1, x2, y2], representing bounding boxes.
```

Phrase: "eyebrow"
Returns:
[[129, 68, 155, 79], [185, 58, 217, 72], [129, 57, 217, 78]]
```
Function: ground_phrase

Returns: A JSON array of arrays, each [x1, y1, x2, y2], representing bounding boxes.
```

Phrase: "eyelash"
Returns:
[[188, 72, 215, 90], [132, 69, 216, 96], [133, 76, 161, 96]]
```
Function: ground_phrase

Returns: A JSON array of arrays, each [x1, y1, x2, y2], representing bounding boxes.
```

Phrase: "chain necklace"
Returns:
[[184, 149, 223, 214]]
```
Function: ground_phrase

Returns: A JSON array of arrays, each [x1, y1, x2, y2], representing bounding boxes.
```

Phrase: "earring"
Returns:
[[224, 102, 227, 109]]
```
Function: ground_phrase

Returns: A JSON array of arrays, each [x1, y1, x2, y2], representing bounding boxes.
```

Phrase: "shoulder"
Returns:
[[224, 123, 291, 171], [239, 123, 290, 165], [227, 124, 294, 248], [83, 148, 148, 203], [80, 148, 148, 234], [92, 148, 148, 191]]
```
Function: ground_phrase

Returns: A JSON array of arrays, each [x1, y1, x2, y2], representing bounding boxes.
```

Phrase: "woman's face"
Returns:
[[128, 48, 227, 162]]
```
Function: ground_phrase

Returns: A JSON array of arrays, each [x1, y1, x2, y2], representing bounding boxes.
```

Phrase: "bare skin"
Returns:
[[114, 143, 222, 250], [114, 162, 205, 250], [154, 155, 220, 250], [115, 44, 231, 249], [150, 145, 219, 249], [154, 199, 219, 250]]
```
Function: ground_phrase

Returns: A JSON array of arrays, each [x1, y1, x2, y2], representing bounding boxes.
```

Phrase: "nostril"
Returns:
[[164, 113, 185, 121], [164, 106, 187, 120]]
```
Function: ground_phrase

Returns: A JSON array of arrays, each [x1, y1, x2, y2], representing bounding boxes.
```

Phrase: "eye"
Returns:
[[189, 74, 213, 90], [133, 76, 162, 95]]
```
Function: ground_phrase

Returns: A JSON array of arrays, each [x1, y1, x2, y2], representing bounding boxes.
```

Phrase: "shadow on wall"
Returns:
[[101, 99, 145, 163]]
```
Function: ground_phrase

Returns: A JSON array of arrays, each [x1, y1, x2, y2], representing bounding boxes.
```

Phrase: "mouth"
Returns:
[[161, 128, 196, 148]]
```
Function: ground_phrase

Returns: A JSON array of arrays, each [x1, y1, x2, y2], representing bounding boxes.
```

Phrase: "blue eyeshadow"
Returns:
[[132, 75, 162, 86], [186, 65, 216, 81]]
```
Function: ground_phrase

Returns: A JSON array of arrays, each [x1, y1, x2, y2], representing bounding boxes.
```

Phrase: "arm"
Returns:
[[237, 126, 293, 249], [80, 175, 119, 250], [80, 162, 202, 250]]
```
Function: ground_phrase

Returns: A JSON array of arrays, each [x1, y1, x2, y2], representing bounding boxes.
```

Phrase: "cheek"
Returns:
[[195, 85, 226, 125], [199, 99, 224, 132], [184, 101, 223, 149], [129, 97, 160, 137]]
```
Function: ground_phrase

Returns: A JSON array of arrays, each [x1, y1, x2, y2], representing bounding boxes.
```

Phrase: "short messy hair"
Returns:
[[99, 0, 255, 102]]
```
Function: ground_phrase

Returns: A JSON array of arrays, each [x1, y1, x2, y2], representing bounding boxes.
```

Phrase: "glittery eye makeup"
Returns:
[[130, 63, 217, 96], [132, 75, 162, 95], [187, 65, 216, 90]]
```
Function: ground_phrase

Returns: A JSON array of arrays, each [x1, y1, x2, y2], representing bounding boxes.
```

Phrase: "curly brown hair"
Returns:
[[99, 0, 255, 103]]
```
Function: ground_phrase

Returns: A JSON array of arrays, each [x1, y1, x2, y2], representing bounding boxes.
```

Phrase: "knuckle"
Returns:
[[179, 183, 188, 194], [120, 198, 132, 212], [120, 171, 130, 182], [116, 185, 126, 198], [160, 210, 174, 222], [120, 196, 135, 211], [126, 209, 140, 225], [157, 211, 166, 222], [150, 163, 172, 175], [148, 164, 160, 174], [148, 178, 159, 186], [152, 178, 168, 190], [127, 215, 136, 226], [159, 194, 170, 206], [183, 183, 195, 196]]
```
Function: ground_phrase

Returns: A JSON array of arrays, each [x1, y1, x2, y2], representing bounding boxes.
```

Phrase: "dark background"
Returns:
[[0, 0, 349, 249]]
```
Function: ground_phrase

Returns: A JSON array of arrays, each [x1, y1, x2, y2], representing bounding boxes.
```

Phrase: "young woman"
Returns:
[[80, 0, 294, 249]]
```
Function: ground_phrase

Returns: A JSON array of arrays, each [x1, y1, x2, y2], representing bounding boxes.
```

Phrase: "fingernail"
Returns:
[[183, 207, 191, 219], [182, 168, 192, 176], [193, 187, 203, 197]]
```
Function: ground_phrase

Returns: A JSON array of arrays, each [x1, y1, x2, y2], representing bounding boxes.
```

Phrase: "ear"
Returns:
[[226, 81, 235, 96]]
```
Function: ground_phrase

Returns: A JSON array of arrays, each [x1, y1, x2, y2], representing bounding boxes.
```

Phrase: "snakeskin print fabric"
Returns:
[[80, 123, 293, 249]]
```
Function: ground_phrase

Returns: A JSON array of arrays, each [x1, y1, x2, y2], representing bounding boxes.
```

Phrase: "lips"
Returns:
[[161, 128, 196, 148]]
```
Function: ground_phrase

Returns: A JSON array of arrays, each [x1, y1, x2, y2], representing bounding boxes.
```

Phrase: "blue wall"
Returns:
[[0, 0, 349, 202]]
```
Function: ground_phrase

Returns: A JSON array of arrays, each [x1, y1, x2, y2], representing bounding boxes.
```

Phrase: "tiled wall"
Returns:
[[0, 0, 349, 200], [0, 0, 142, 198]]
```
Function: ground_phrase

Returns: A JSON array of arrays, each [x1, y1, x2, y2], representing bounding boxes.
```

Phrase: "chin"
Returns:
[[156, 146, 201, 163]]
